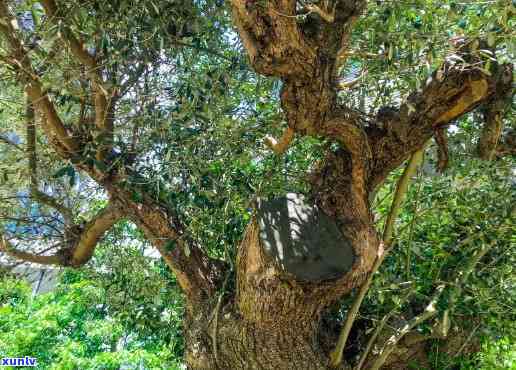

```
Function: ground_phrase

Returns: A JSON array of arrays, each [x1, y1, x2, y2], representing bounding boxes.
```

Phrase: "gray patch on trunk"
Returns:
[[256, 193, 354, 282]]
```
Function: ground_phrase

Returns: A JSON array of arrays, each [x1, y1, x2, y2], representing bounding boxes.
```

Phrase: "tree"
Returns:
[[0, 0, 513, 369]]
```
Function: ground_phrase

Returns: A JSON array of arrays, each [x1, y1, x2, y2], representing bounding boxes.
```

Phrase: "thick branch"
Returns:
[[230, 0, 315, 77], [318, 109, 372, 216], [107, 185, 223, 310], [0, 1, 78, 155], [68, 203, 123, 266], [230, 0, 365, 78], [0, 202, 122, 267], [367, 55, 513, 189], [40, 0, 113, 160]]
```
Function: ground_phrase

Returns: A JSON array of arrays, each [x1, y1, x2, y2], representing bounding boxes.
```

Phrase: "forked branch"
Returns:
[[40, 0, 114, 161]]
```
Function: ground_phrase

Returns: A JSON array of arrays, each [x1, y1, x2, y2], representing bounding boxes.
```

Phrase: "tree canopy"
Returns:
[[0, 0, 514, 369]]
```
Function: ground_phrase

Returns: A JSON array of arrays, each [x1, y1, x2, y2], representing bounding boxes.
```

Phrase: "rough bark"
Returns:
[[181, 150, 380, 369], [0, 1, 513, 369], [178, 3, 513, 368]]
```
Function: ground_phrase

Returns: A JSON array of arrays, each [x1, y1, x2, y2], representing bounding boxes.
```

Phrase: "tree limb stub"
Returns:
[[264, 126, 295, 155]]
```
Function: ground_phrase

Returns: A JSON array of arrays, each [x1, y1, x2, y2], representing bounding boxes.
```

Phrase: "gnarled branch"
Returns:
[[107, 185, 224, 311], [367, 48, 513, 189]]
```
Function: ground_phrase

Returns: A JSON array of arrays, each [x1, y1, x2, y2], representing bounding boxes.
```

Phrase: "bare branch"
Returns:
[[335, 70, 365, 90], [318, 108, 373, 216], [0, 234, 62, 265], [0, 133, 22, 151]]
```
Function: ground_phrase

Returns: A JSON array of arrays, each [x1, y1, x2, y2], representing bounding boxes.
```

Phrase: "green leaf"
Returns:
[[164, 240, 176, 252], [53, 165, 73, 179], [131, 191, 143, 203], [94, 160, 108, 173]]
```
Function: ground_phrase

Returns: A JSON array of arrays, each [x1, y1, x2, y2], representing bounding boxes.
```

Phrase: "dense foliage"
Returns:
[[0, 0, 514, 368], [0, 231, 186, 369], [1, 144, 514, 368]]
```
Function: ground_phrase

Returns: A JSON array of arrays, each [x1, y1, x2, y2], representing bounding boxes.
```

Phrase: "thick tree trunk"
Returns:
[[183, 154, 380, 370], [184, 222, 357, 370]]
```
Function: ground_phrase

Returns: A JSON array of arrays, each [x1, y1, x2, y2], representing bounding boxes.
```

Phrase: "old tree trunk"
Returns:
[[0, 0, 513, 369], [182, 0, 513, 367]]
